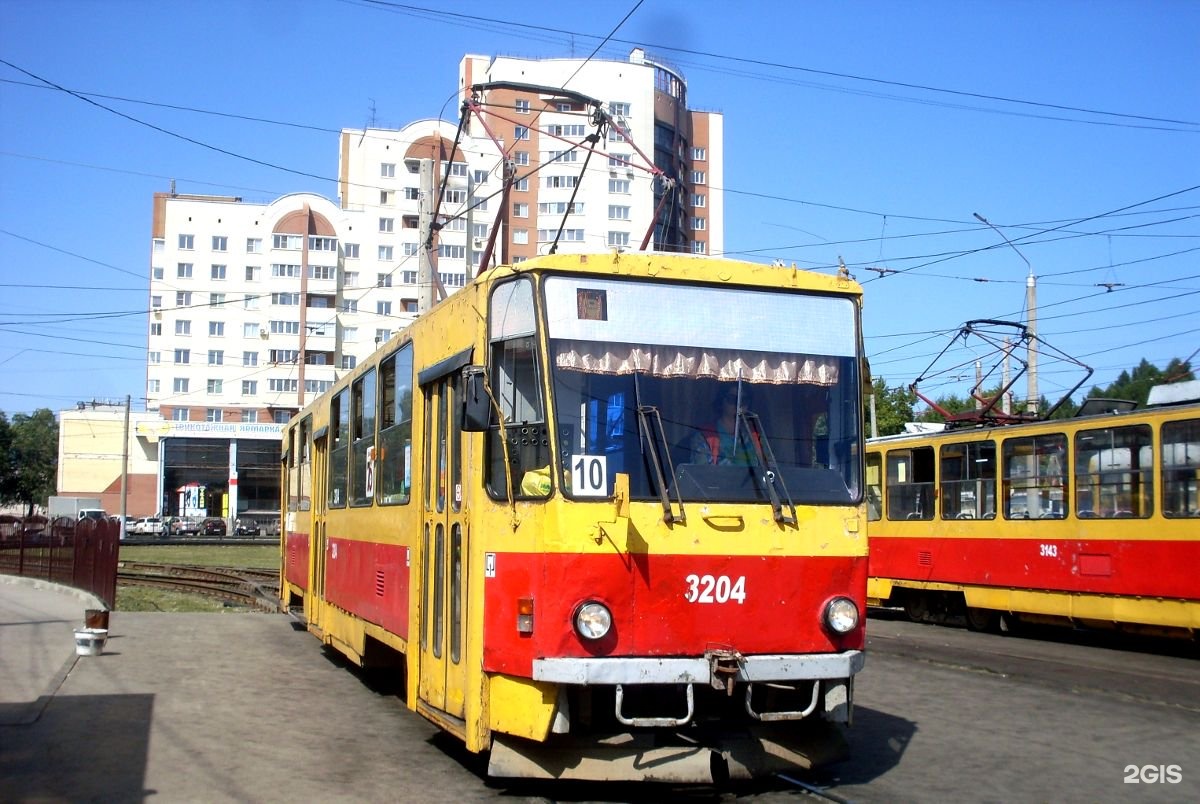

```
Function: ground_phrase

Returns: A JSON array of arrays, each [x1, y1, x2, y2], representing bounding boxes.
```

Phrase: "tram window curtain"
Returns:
[[552, 340, 839, 386]]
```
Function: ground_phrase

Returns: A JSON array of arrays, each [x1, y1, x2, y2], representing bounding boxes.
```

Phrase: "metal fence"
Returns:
[[0, 516, 120, 608]]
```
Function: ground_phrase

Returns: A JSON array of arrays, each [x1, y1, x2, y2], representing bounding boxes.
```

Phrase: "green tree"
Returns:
[[1084, 358, 1194, 406], [5, 409, 58, 515], [865, 378, 917, 437], [0, 411, 12, 503]]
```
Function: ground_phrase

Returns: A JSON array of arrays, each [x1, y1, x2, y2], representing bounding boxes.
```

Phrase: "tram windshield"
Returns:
[[544, 275, 862, 506]]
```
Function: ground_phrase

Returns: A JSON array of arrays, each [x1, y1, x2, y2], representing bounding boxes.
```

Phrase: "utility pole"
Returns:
[[418, 159, 436, 314], [120, 395, 130, 532], [974, 212, 1038, 414]]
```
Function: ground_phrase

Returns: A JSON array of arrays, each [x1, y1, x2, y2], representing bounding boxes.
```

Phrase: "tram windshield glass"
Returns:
[[544, 275, 862, 505]]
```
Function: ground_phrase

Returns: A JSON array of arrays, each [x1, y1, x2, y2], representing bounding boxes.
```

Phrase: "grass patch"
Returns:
[[116, 543, 280, 612], [119, 544, 279, 569]]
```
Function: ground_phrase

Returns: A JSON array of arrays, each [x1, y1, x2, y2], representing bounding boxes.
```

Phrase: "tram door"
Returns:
[[417, 374, 468, 719], [308, 427, 329, 628]]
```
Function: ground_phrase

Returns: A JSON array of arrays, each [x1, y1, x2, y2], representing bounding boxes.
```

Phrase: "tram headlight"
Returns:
[[824, 597, 860, 634], [573, 601, 612, 640]]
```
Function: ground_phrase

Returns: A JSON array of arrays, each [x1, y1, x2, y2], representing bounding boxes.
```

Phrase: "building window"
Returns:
[[693, 193, 706, 208], [375, 328, 391, 343], [609, 153, 632, 168], [244, 410, 259, 423], [177, 263, 193, 278], [376, 273, 392, 288], [243, 323, 258, 338], [608, 205, 631, 220], [172, 408, 189, 421], [210, 293, 226, 306], [402, 299, 418, 313], [381, 162, 395, 178], [378, 245, 393, 261], [514, 177, 529, 192], [211, 264, 227, 280], [273, 410, 290, 424], [173, 378, 189, 393], [543, 175, 578, 189], [174, 348, 190, 365], [608, 129, 627, 143], [148, 351, 161, 364], [175, 320, 191, 336], [473, 169, 489, 185], [344, 243, 359, 259], [151, 295, 162, 308], [153, 266, 164, 280], [206, 408, 223, 422], [176, 291, 192, 306], [691, 170, 706, 185], [343, 327, 358, 342], [692, 241, 707, 254], [178, 234, 194, 250], [403, 187, 421, 201], [513, 229, 529, 245], [402, 242, 418, 256], [692, 217, 707, 231], [344, 271, 358, 287], [343, 299, 358, 313], [538, 229, 584, 242], [380, 190, 394, 206], [246, 237, 262, 253], [692, 146, 706, 161], [515, 125, 531, 141], [379, 217, 394, 233], [513, 202, 529, 218], [207, 379, 223, 395], [377, 301, 392, 316], [242, 380, 257, 396], [148, 379, 160, 394], [608, 179, 631, 194], [212, 236, 227, 252], [401, 270, 417, 284], [514, 151, 530, 166], [153, 238, 165, 254], [150, 323, 162, 336], [243, 351, 258, 367], [608, 231, 630, 247], [209, 321, 225, 337], [271, 292, 300, 306], [270, 320, 300, 335], [273, 234, 302, 249], [208, 349, 224, 366], [437, 244, 465, 259], [610, 101, 631, 116], [341, 355, 357, 370], [245, 265, 261, 281], [515, 98, 530, 114]]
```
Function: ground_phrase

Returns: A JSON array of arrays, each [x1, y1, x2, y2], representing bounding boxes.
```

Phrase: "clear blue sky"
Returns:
[[2, 0, 1197, 416]]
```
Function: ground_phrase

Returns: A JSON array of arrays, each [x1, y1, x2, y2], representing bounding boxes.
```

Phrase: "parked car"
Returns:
[[168, 517, 200, 535], [134, 517, 164, 536], [234, 518, 261, 536], [201, 517, 227, 536]]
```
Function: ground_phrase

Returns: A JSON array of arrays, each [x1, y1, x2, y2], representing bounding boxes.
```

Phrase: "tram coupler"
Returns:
[[707, 647, 744, 695]]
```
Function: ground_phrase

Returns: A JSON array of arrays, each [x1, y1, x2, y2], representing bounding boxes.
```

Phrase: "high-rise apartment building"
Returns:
[[138, 49, 722, 522]]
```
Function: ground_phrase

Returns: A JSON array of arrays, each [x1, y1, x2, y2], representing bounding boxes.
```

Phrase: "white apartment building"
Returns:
[[141, 49, 722, 521]]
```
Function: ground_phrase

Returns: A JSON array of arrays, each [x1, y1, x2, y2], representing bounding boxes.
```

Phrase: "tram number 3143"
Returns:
[[685, 574, 747, 604]]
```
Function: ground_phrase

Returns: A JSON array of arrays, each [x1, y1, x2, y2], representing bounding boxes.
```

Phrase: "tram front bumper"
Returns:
[[531, 649, 865, 685]]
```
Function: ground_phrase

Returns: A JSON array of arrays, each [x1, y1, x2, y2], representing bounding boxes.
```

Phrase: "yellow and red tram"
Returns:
[[866, 391, 1200, 636], [280, 251, 870, 781]]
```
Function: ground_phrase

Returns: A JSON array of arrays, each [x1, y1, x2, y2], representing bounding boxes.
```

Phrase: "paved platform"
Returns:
[[0, 576, 508, 803]]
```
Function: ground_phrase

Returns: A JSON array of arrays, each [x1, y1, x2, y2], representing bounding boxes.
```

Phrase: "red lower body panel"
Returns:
[[870, 535, 1200, 600], [482, 552, 867, 677], [324, 538, 410, 639], [284, 531, 309, 590]]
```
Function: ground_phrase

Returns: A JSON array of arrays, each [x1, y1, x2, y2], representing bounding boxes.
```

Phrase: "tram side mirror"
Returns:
[[461, 366, 491, 432]]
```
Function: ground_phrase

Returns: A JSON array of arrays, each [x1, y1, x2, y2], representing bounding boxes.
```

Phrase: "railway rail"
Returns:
[[118, 561, 280, 611]]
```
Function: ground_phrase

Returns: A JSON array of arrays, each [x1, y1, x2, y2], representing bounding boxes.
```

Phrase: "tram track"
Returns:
[[118, 561, 280, 612]]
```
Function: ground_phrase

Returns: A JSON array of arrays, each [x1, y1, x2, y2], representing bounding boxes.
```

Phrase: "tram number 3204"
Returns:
[[685, 574, 747, 604]]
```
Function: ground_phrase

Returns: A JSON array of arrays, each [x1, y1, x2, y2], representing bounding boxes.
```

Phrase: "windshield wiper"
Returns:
[[633, 376, 685, 525], [739, 410, 797, 525]]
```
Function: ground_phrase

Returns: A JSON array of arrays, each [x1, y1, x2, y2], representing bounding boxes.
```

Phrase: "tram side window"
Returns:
[[329, 388, 349, 508], [886, 447, 935, 520], [1002, 433, 1066, 519], [1074, 424, 1152, 518], [940, 440, 996, 520], [299, 415, 311, 510], [865, 452, 883, 521], [285, 426, 296, 512], [486, 278, 550, 500], [379, 344, 414, 505], [1162, 418, 1200, 517], [351, 368, 377, 506]]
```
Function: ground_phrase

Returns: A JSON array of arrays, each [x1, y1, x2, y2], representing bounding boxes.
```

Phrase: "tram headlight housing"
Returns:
[[824, 597, 860, 634], [573, 601, 612, 641]]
